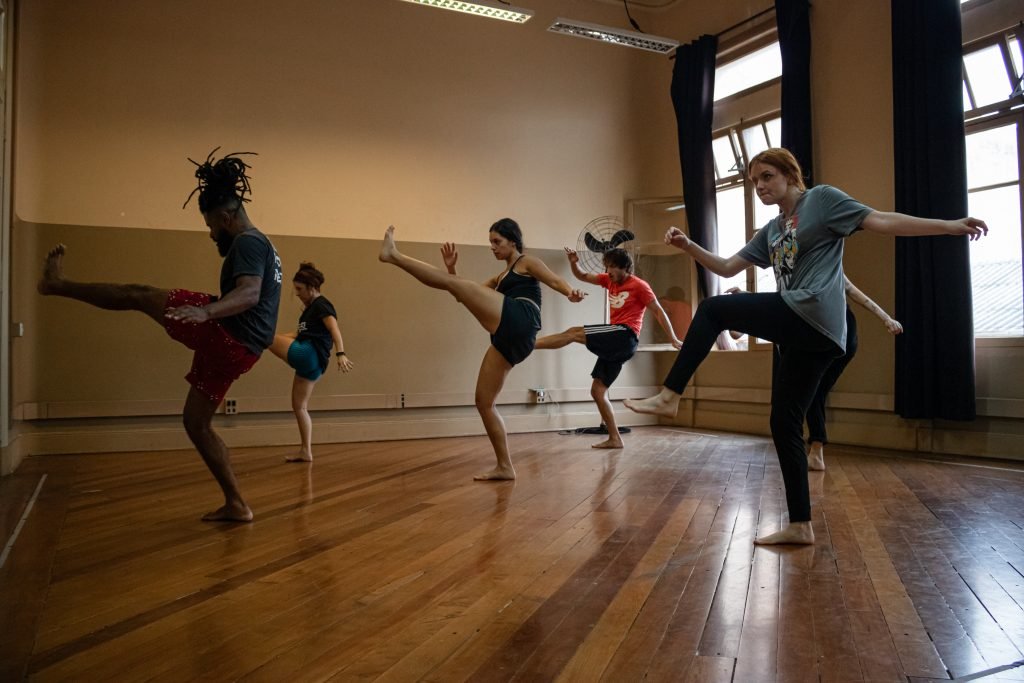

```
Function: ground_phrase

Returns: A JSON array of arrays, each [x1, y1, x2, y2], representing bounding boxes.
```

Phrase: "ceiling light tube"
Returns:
[[398, 0, 534, 24], [547, 18, 679, 54]]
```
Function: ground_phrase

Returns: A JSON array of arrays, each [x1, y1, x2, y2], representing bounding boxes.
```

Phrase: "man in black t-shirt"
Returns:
[[38, 151, 281, 523]]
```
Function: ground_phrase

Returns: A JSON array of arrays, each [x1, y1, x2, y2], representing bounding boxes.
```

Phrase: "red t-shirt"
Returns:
[[596, 273, 655, 337]]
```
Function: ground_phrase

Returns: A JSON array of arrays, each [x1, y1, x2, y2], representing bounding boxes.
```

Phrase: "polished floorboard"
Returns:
[[2, 426, 1024, 682]]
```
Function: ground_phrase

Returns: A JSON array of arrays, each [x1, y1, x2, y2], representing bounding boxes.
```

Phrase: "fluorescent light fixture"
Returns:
[[547, 18, 679, 54], [398, 0, 534, 24]]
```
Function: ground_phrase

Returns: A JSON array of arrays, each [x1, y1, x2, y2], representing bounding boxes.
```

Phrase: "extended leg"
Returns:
[[38, 244, 168, 324], [379, 226, 506, 334], [590, 379, 623, 449], [182, 387, 253, 522], [473, 346, 515, 481], [535, 327, 586, 350], [287, 376, 318, 462]]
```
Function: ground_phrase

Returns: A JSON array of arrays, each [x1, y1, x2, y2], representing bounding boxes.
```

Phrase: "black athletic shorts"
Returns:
[[584, 323, 638, 387], [490, 297, 542, 366]]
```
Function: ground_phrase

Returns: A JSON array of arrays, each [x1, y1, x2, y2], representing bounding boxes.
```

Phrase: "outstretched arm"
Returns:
[[860, 212, 988, 240], [323, 315, 355, 371], [646, 298, 683, 349], [522, 255, 586, 302], [564, 247, 601, 285], [664, 226, 753, 278], [844, 276, 902, 335]]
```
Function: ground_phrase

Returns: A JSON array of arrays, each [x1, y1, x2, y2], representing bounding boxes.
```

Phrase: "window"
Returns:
[[708, 31, 783, 348], [963, 27, 1024, 337]]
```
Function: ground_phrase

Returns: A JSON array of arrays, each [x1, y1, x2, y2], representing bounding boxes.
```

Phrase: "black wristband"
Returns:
[[335, 351, 346, 357]]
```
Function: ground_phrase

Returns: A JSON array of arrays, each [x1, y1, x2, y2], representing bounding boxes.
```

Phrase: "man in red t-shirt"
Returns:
[[535, 248, 682, 448]]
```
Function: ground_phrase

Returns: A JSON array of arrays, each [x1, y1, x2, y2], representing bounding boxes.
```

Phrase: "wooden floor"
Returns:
[[2, 426, 1024, 682]]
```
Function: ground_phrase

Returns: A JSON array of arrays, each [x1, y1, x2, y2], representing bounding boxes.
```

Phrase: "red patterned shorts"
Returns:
[[163, 289, 260, 403]]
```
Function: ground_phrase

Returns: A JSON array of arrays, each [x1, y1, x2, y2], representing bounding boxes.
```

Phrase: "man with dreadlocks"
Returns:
[[38, 149, 282, 523]]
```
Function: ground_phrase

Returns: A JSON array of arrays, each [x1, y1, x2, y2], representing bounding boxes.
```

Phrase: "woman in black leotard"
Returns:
[[379, 219, 585, 481]]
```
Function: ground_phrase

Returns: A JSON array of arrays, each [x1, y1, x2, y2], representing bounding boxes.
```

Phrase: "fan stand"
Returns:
[[574, 424, 632, 435]]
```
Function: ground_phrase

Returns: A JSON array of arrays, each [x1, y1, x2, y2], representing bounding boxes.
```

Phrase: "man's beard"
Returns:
[[215, 231, 235, 257]]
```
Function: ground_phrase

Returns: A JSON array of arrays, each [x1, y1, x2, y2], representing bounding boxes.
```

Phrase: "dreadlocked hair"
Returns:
[[182, 147, 258, 212]]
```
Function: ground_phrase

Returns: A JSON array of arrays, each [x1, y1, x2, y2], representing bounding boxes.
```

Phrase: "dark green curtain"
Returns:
[[776, 0, 813, 186], [670, 35, 719, 301], [892, 0, 976, 419]]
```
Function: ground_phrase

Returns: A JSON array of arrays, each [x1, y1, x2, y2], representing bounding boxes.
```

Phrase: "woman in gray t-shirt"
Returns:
[[625, 148, 986, 546]]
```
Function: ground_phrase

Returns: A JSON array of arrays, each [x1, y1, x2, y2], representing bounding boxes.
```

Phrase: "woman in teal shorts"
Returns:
[[269, 262, 354, 462]]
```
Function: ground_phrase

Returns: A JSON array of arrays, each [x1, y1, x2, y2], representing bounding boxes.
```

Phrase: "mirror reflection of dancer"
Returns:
[[535, 247, 682, 449], [268, 262, 354, 463], [379, 220, 585, 481], [625, 148, 987, 545], [37, 150, 282, 522]]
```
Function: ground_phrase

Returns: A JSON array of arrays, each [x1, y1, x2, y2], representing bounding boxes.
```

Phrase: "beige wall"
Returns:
[[5, 0, 1023, 473]]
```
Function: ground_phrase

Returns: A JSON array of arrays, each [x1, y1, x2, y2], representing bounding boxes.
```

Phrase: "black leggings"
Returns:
[[802, 306, 858, 444], [664, 293, 840, 523]]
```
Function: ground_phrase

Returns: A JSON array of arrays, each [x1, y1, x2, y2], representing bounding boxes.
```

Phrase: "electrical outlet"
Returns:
[[531, 388, 548, 404], [225, 398, 238, 415]]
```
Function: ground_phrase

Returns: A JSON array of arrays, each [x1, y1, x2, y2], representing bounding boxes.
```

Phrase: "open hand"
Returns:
[[441, 242, 458, 270], [951, 217, 988, 241], [568, 288, 586, 303], [563, 247, 579, 265]]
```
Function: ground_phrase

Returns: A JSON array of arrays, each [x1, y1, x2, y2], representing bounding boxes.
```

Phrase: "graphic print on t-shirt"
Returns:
[[770, 215, 799, 290], [608, 291, 630, 309]]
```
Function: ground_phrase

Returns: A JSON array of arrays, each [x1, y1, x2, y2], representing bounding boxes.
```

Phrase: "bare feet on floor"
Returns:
[[474, 467, 516, 481], [38, 243, 67, 295], [201, 503, 254, 523], [285, 453, 313, 463], [754, 522, 814, 545], [378, 225, 399, 264], [807, 443, 825, 471], [592, 438, 623, 449], [623, 389, 680, 418]]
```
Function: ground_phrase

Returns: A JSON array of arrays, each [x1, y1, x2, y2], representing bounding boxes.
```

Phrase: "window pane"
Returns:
[[742, 124, 770, 161], [964, 45, 1013, 108], [969, 185, 1023, 336], [714, 42, 782, 101], [715, 186, 747, 293], [963, 82, 973, 111], [966, 124, 1019, 188], [1010, 35, 1022, 79], [712, 135, 739, 179], [765, 118, 781, 148]]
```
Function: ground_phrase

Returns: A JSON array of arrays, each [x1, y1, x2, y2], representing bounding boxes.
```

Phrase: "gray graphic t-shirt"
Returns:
[[738, 185, 872, 351]]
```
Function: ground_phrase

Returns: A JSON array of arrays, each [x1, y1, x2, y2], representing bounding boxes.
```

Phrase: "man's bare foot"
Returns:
[[623, 388, 680, 418], [808, 443, 825, 471], [285, 453, 313, 463], [201, 503, 254, 523], [592, 438, 623, 449], [754, 522, 814, 545], [379, 225, 399, 264], [474, 467, 516, 481], [38, 243, 67, 295]]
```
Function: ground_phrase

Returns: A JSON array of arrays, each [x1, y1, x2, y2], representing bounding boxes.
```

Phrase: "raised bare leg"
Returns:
[[807, 441, 825, 471], [182, 387, 253, 522], [754, 521, 815, 545], [379, 226, 505, 333], [535, 327, 586, 350], [38, 243, 168, 324], [473, 347, 516, 481], [624, 387, 681, 418], [287, 376, 317, 463], [591, 379, 623, 449], [269, 333, 297, 362]]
